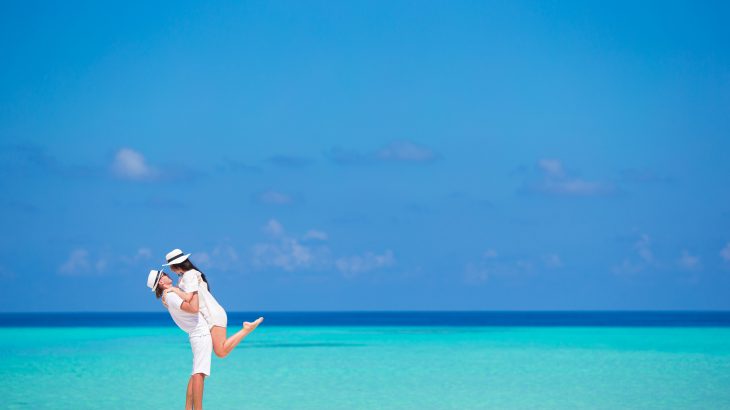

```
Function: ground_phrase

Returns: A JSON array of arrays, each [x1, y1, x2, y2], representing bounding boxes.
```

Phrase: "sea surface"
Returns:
[[2, 312, 730, 409]]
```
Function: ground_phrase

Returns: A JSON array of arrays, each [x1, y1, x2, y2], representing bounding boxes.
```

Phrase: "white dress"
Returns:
[[180, 269, 228, 329]]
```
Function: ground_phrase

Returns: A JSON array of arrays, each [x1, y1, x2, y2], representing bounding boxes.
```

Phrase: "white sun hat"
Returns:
[[147, 269, 163, 292], [163, 248, 191, 266]]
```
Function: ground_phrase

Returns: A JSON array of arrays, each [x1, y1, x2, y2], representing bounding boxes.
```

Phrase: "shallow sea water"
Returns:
[[2, 325, 730, 409]]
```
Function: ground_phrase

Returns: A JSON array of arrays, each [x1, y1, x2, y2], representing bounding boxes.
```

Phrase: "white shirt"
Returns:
[[178, 269, 225, 328], [180, 270, 200, 293], [164, 292, 209, 337]]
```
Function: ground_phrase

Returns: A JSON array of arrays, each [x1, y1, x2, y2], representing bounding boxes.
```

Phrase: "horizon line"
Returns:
[[3, 309, 730, 314]]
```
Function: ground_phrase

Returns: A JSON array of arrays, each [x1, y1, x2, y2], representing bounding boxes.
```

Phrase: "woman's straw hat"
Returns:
[[163, 248, 191, 266]]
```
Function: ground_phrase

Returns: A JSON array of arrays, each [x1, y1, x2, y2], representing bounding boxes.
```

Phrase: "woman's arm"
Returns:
[[165, 287, 199, 313], [179, 292, 199, 314], [167, 287, 195, 303]]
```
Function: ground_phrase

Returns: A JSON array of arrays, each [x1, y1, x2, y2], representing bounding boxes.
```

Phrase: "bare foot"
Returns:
[[242, 317, 264, 335]]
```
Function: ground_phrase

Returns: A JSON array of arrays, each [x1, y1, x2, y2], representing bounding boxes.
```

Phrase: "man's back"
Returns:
[[164, 292, 210, 337]]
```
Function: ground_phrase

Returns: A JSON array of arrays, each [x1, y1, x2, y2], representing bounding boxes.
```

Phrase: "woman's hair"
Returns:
[[171, 259, 210, 292]]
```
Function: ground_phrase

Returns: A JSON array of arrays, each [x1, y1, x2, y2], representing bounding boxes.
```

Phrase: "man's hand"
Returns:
[[161, 293, 168, 308]]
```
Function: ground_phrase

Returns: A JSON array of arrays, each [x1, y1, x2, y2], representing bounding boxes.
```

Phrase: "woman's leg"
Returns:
[[210, 317, 264, 358]]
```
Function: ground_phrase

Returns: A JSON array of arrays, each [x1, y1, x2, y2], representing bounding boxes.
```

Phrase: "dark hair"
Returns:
[[171, 259, 210, 292]]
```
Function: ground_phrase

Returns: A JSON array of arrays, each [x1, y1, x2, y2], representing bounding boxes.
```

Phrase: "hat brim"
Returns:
[[148, 270, 163, 292], [162, 253, 191, 266]]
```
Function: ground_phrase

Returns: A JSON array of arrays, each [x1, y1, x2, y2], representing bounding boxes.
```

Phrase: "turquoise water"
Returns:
[[2, 326, 730, 409]]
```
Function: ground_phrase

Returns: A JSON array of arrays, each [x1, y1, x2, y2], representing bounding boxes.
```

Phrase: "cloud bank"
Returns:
[[527, 158, 614, 196], [250, 219, 395, 277]]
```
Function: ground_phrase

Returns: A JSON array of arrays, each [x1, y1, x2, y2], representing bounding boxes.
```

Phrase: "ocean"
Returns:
[[2, 312, 730, 409]]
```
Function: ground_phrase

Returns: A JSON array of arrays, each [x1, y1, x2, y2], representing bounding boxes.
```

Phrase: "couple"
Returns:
[[146, 248, 263, 410]]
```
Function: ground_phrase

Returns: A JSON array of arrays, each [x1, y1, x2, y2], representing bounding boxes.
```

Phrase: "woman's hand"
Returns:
[[165, 286, 192, 302]]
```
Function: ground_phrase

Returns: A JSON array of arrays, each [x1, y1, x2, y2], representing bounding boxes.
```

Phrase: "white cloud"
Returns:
[[612, 259, 643, 276], [111, 148, 157, 180], [532, 158, 613, 196], [678, 250, 700, 271], [612, 233, 654, 275], [465, 250, 562, 285], [120, 247, 152, 263], [375, 140, 437, 162], [194, 252, 211, 267], [59, 249, 91, 275], [263, 219, 285, 237], [612, 234, 703, 276], [464, 251, 535, 284], [252, 238, 315, 271], [634, 234, 653, 263], [252, 219, 329, 271], [335, 250, 395, 278], [95, 257, 108, 272], [251, 220, 394, 277], [60, 247, 155, 276], [59, 248, 102, 276], [537, 159, 565, 177], [543, 253, 563, 268], [483, 248, 498, 259], [136, 248, 152, 260], [465, 260, 535, 284], [303, 230, 328, 241], [721, 243, 730, 262], [194, 244, 240, 272], [257, 190, 293, 205]]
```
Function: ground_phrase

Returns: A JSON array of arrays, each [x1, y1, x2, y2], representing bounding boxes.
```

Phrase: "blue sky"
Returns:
[[2, 1, 729, 311]]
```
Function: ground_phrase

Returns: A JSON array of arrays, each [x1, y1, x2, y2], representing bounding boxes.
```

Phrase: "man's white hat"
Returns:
[[163, 248, 191, 266], [147, 270, 163, 292]]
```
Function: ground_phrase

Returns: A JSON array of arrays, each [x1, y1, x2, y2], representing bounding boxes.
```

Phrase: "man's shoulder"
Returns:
[[165, 291, 184, 307]]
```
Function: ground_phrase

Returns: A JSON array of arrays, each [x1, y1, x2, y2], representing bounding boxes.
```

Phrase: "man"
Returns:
[[147, 269, 211, 410]]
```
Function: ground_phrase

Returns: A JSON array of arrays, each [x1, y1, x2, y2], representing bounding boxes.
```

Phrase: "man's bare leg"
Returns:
[[210, 317, 264, 358], [185, 377, 194, 410], [191, 373, 205, 409]]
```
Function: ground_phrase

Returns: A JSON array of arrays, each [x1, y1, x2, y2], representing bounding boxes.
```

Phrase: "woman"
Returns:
[[164, 248, 263, 358]]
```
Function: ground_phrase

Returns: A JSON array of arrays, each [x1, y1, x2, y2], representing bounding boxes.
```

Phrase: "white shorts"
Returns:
[[208, 304, 228, 328], [189, 333, 212, 377]]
